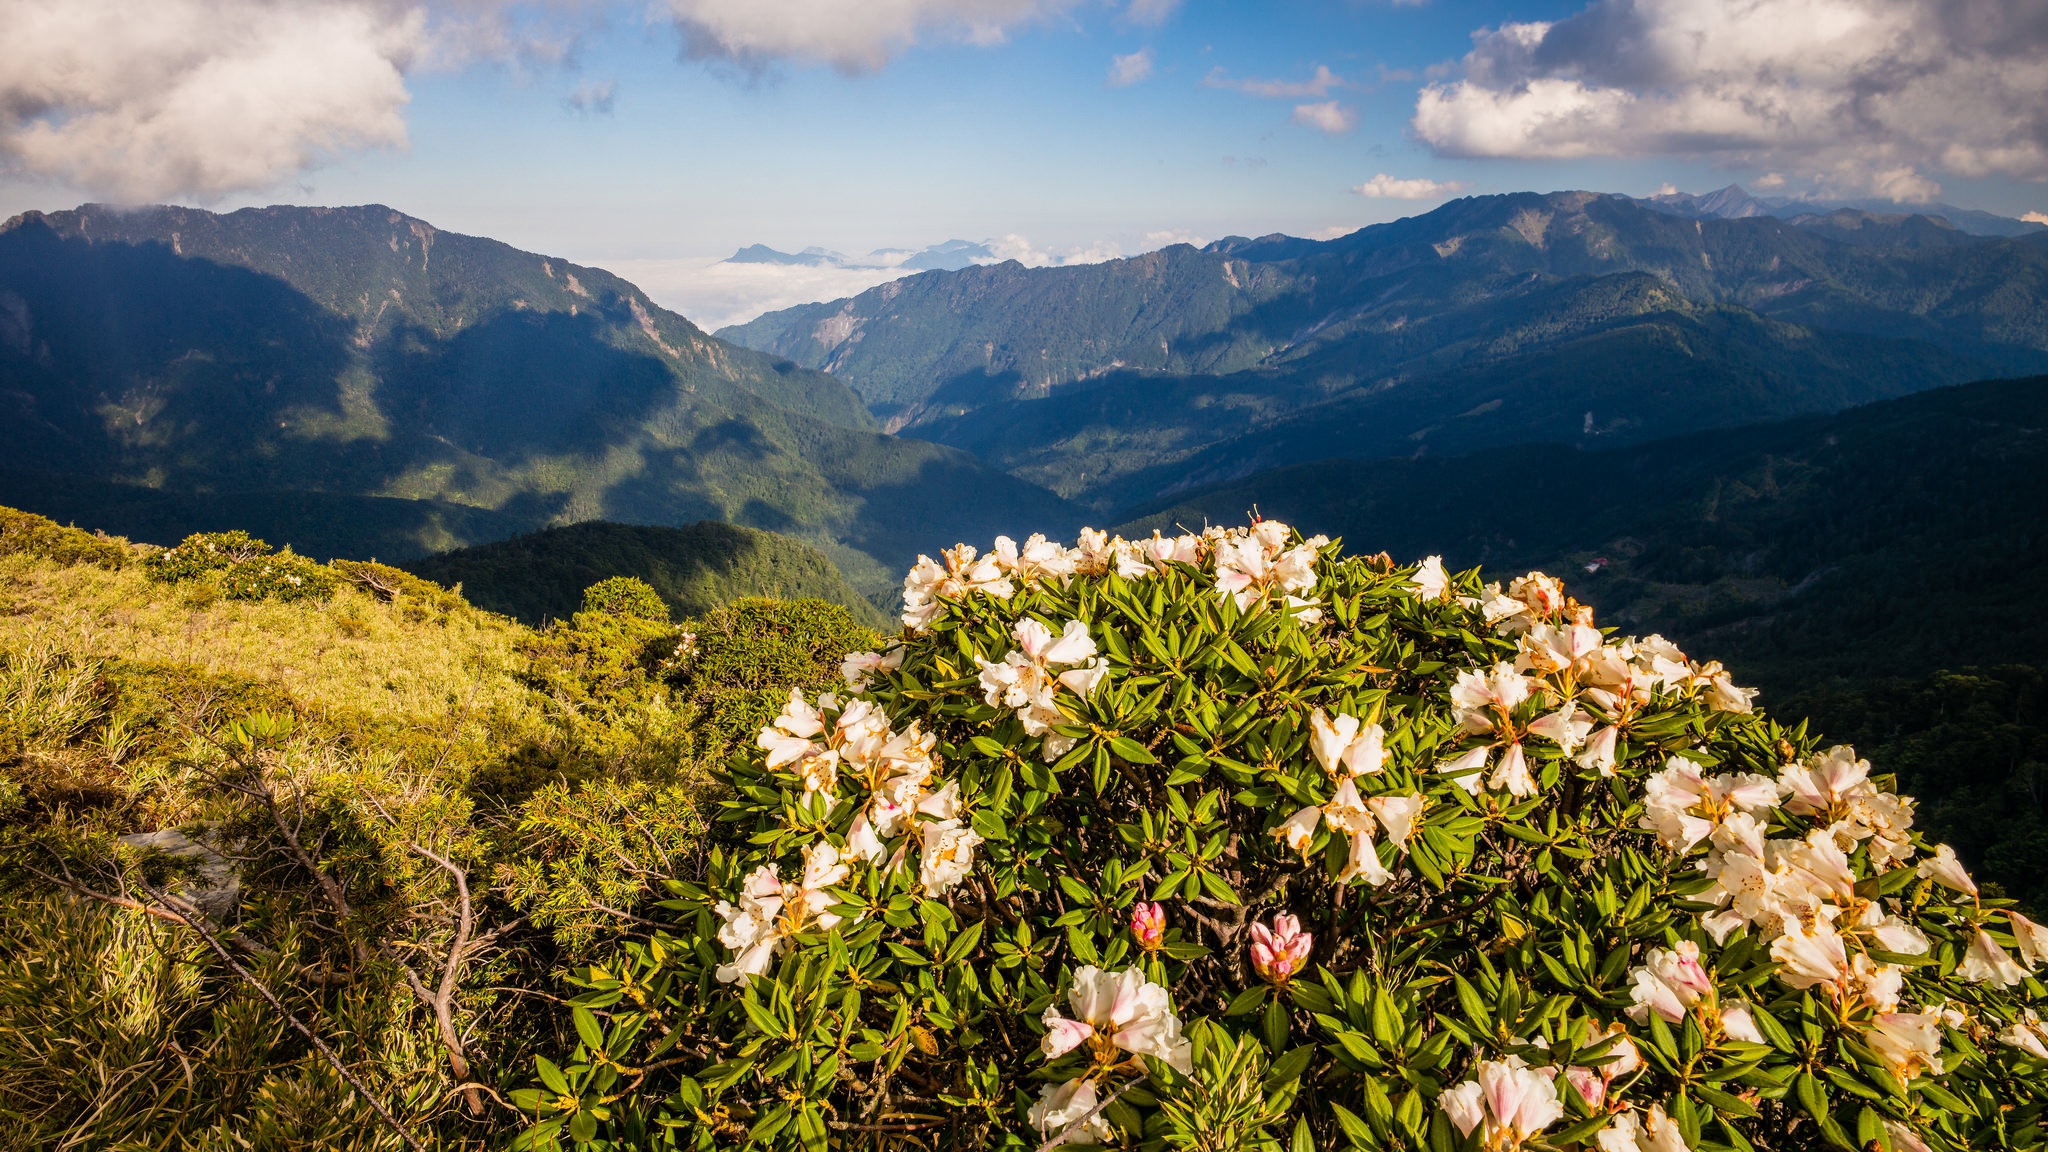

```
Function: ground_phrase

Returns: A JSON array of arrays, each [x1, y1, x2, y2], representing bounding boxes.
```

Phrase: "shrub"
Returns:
[[521, 525, 2048, 1152], [0, 505, 128, 569], [221, 549, 339, 603], [667, 598, 881, 769], [142, 529, 270, 582], [583, 576, 671, 622]]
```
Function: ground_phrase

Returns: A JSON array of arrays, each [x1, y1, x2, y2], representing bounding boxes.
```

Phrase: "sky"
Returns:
[[4, 0, 2047, 329]]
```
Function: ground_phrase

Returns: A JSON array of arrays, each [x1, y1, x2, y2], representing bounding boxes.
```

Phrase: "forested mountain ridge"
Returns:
[[0, 204, 1081, 599], [720, 192, 2048, 510], [1120, 373, 2048, 703]]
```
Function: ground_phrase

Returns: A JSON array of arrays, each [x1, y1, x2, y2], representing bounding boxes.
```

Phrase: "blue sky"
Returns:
[[4, 0, 2045, 326]]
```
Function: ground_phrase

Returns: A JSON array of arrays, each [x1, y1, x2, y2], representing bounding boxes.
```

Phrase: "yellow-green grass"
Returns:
[[0, 552, 534, 730]]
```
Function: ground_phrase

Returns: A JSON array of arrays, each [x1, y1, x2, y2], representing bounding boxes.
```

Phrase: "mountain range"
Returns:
[[1639, 183, 2048, 238], [0, 204, 1075, 600], [719, 191, 2048, 512]]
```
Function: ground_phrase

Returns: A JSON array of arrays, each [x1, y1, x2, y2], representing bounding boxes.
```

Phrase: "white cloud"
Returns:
[[1753, 171, 1787, 190], [1142, 228, 1206, 247], [660, 0, 1087, 72], [2022, 211, 2048, 226], [0, 0, 422, 202], [1411, 0, 2048, 196], [1108, 49, 1153, 87], [1204, 64, 1344, 99], [599, 256, 920, 331], [985, 233, 1123, 267], [1353, 173, 1467, 199], [1293, 100, 1355, 134]]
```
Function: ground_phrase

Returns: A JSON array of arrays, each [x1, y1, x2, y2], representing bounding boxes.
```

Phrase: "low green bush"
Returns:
[[221, 549, 339, 603], [583, 576, 671, 622], [0, 505, 128, 569], [142, 529, 269, 582]]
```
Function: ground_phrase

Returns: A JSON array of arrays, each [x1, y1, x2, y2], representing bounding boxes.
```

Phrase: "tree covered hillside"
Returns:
[[404, 519, 887, 627], [1120, 373, 2048, 697], [0, 204, 1080, 598]]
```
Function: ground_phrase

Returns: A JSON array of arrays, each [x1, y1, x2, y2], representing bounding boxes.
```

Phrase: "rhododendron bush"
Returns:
[[517, 524, 2048, 1152]]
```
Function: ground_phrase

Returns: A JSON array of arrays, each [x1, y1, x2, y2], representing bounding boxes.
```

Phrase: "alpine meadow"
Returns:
[[3, 1, 2048, 1150]]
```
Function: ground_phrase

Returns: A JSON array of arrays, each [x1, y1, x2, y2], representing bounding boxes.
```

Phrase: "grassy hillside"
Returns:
[[1121, 373, 2048, 697], [0, 503, 879, 1146], [0, 204, 1080, 599], [404, 519, 887, 627]]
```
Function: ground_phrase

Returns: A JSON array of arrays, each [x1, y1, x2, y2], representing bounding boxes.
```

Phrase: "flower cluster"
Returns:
[[1428, 568, 1762, 799], [715, 687, 983, 984], [899, 521, 1329, 633], [975, 617, 1109, 761]]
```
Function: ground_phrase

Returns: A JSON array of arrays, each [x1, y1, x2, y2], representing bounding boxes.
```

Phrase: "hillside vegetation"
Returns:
[[723, 192, 2048, 509], [0, 502, 880, 1146], [0, 204, 1079, 598], [404, 519, 887, 626]]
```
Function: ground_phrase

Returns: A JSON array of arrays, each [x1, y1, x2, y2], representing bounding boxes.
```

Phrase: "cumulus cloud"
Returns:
[[1204, 64, 1344, 99], [1108, 50, 1153, 87], [660, 0, 1088, 72], [1353, 173, 1467, 199], [1411, 0, 2048, 197], [1293, 101, 1355, 134], [2024, 211, 2048, 226], [0, 0, 423, 202]]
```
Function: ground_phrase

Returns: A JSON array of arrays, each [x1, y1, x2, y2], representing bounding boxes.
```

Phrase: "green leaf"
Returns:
[[1109, 735, 1158, 764], [571, 1006, 604, 1054], [535, 1056, 570, 1097]]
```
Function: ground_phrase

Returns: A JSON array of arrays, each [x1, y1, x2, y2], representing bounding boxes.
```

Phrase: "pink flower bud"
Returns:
[[1130, 901, 1166, 951], [1249, 913, 1312, 986]]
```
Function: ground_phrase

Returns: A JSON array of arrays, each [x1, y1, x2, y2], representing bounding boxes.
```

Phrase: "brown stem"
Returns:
[[130, 876, 428, 1152]]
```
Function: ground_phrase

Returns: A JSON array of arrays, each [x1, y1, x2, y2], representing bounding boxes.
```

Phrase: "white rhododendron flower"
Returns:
[[1410, 554, 1451, 601], [1308, 707, 1386, 776], [1038, 965, 1193, 1073], [840, 644, 904, 691], [918, 819, 982, 895], [711, 841, 848, 985], [1273, 777, 1418, 886], [1999, 1009, 2048, 1060], [1960, 929, 2027, 988], [1626, 942, 1713, 1025], [1450, 662, 1535, 733], [1027, 1077, 1111, 1148], [1917, 844, 1978, 898], [1439, 1059, 1564, 1147], [1597, 1104, 1692, 1152], [2011, 911, 2048, 969], [1866, 1011, 1946, 1081]]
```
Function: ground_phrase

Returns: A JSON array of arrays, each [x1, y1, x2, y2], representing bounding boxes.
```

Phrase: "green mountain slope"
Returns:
[[721, 193, 2048, 510], [1120, 373, 2048, 701], [0, 204, 1080, 598], [403, 520, 886, 627]]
